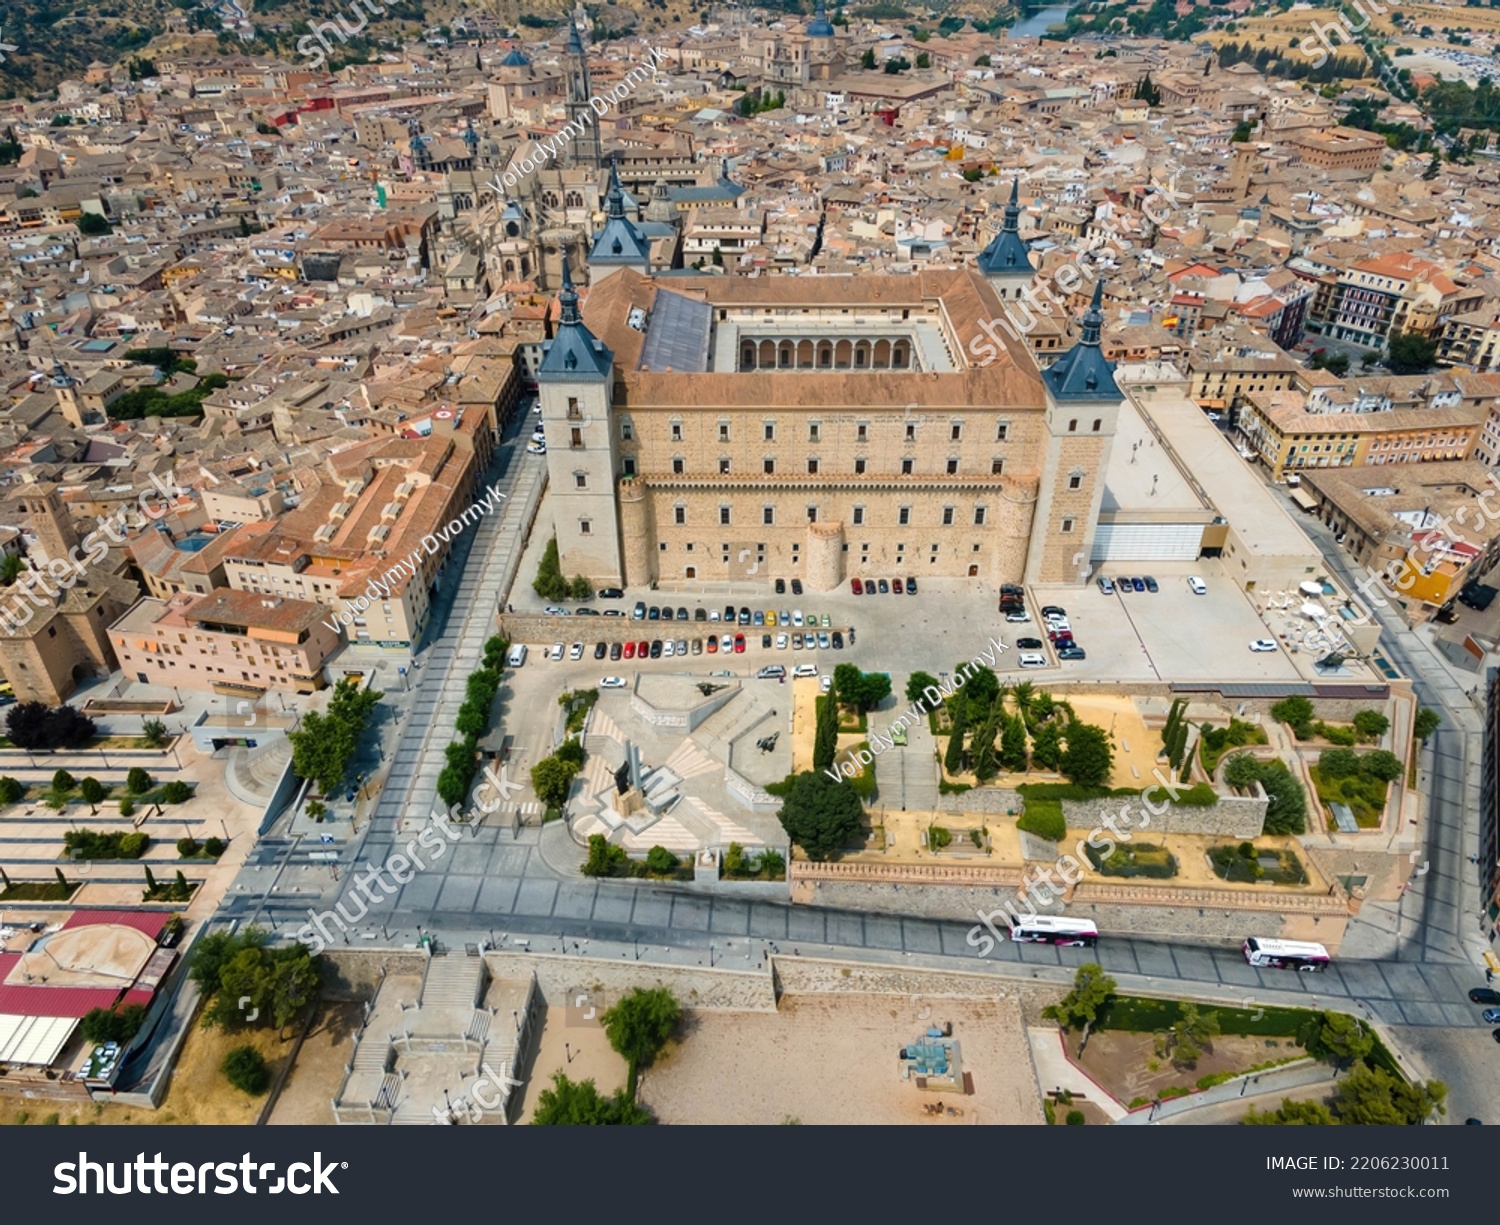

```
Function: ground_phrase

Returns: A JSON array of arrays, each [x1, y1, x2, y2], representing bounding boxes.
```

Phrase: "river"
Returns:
[[1008, 3, 1073, 38]]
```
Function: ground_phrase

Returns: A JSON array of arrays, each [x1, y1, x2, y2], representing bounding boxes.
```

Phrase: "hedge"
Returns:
[[1016, 798, 1065, 841], [1140, 782, 1219, 807], [1017, 782, 1138, 802]]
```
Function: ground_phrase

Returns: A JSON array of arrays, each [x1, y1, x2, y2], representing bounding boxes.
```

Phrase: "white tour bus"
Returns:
[[1010, 916, 1099, 947], [1242, 936, 1330, 971]]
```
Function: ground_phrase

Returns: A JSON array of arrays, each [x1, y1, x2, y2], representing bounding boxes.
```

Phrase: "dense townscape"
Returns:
[[0, 0, 1497, 1133]]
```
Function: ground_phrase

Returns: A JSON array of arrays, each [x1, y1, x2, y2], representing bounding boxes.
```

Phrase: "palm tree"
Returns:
[[1013, 681, 1036, 729]]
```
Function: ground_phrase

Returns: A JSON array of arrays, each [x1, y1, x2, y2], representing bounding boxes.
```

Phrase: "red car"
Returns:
[[707, 636, 718, 654], [636, 640, 649, 657], [851, 578, 863, 594], [734, 633, 746, 653], [892, 578, 904, 594], [623, 641, 636, 659]]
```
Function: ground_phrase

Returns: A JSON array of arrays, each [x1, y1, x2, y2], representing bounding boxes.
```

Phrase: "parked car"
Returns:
[[1143, 576, 1159, 593], [1482, 1009, 1500, 1024], [818, 632, 831, 649], [649, 640, 663, 659], [647, 606, 660, 621], [1188, 576, 1207, 595], [792, 610, 804, 626], [851, 578, 864, 594], [709, 610, 721, 622], [600, 677, 627, 689], [821, 674, 833, 693], [598, 587, 624, 599], [757, 664, 786, 679], [636, 640, 648, 657], [892, 578, 904, 594], [1057, 646, 1087, 661], [820, 613, 831, 627], [775, 633, 789, 650], [677, 607, 690, 621], [1249, 638, 1278, 653], [791, 579, 804, 595], [633, 602, 646, 620], [877, 579, 889, 594], [792, 633, 804, 650], [831, 631, 844, 649], [1018, 653, 1048, 668], [864, 582, 877, 596], [526, 442, 547, 456], [1041, 605, 1067, 619], [691, 638, 703, 655], [677, 639, 687, 656], [753, 610, 765, 626], [1131, 577, 1145, 592], [1016, 637, 1044, 651], [1096, 576, 1115, 594], [593, 642, 607, 659], [575, 608, 599, 617], [623, 641, 636, 659], [1005, 610, 1031, 623], [706, 637, 718, 654], [765, 610, 778, 627], [739, 608, 752, 625], [761, 633, 772, 649], [734, 634, 746, 653], [548, 643, 563, 661], [694, 607, 708, 622], [602, 610, 624, 618], [1470, 988, 1500, 1005], [775, 578, 786, 594], [906, 577, 918, 595], [792, 663, 819, 678], [660, 641, 673, 658], [610, 642, 623, 661], [720, 634, 735, 652]]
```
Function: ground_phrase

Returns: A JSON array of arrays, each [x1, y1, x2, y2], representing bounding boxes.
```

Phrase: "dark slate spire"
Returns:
[[1042, 280, 1120, 402], [589, 156, 652, 268], [808, 0, 835, 38], [538, 255, 614, 380], [977, 178, 1032, 275]]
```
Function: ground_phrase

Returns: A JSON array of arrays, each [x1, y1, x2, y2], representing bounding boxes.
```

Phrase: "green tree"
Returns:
[[78, 777, 104, 807], [645, 845, 679, 874], [1244, 1097, 1337, 1125], [582, 833, 628, 877], [1318, 748, 1361, 778], [776, 770, 863, 859], [944, 701, 969, 775], [976, 53, 991, 66], [531, 755, 578, 808], [0, 776, 22, 804], [77, 211, 112, 235], [0, 552, 22, 584], [915, 50, 930, 67], [1386, 331, 1437, 374], [1223, 751, 1261, 788], [531, 536, 571, 601], [1060, 723, 1113, 788], [1163, 1002, 1219, 1067], [161, 780, 191, 803], [1352, 710, 1390, 741], [971, 708, 1002, 782], [1423, 151, 1441, 179], [1042, 963, 1117, 1050], [52, 769, 74, 793], [79, 1003, 148, 1045], [1414, 707, 1441, 741], [221, 1046, 271, 1095], [602, 987, 680, 1088], [861, 47, 876, 69], [813, 692, 839, 773], [1259, 759, 1308, 834], [906, 671, 939, 704], [1362, 750, 1403, 782], [1031, 720, 1063, 770], [1270, 696, 1314, 727], [1311, 1011, 1375, 1069], [958, 665, 1000, 719], [1000, 714, 1029, 772], [1333, 1064, 1445, 1125], [833, 663, 863, 708], [142, 718, 168, 747], [531, 1071, 652, 1124], [125, 767, 152, 794], [569, 575, 593, 600]]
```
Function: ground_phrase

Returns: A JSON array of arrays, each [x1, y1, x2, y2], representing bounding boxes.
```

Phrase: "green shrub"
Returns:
[[1318, 722, 1357, 747], [0, 776, 23, 804], [1352, 709, 1389, 741], [119, 797, 134, 818], [1017, 799, 1065, 842], [1065, 1109, 1086, 1125], [221, 1046, 271, 1095], [1083, 841, 1178, 879], [1141, 782, 1218, 807], [177, 837, 200, 857], [126, 767, 152, 795], [52, 769, 74, 793], [204, 837, 226, 857], [79, 777, 107, 805], [1270, 696, 1314, 726], [63, 829, 150, 859], [645, 846, 679, 875], [160, 780, 191, 804], [929, 825, 952, 849]]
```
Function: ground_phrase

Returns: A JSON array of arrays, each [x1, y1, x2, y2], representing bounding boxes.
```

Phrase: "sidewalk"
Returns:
[[1113, 1058, 1331, 1125], [1027, 1028, 1127, 1121]]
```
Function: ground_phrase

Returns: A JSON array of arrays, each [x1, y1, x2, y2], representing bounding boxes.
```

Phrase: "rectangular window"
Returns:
[[575, 473, 588, 489], [950, 422, 962, 441], [902, 458, 913, 475], [1068, 474, 1082, 490], [942, 506, 954, 526], [905, 423, 916, 442], [720, 506, 731, 526], [673, 458, 684, 474], [809, 422, 821, 441], [808, 458, 819, 475], [852, 505, 865, 525], [579, 519, 592, 535], [622, 457, 636, 477], [996, 422, 1009, 441], [946, 458, 958, 475], [854, 458, 866, 475], [807, 505, 818, 523], [856, 422, 868, 442], [671, 422, 683, 441], [992, 458, 1004, 475], [763, 505, 775, 525], [764, 458, 775, 475], [674, 505, 686, 525], [720, 458, 731, 474], [620, 419, 633, 441], [570, 428, 582, 448], [567, 396, 579, 416], [764, 422, 776, 441], [1061, 517, 1075, 533], [974, 506, 986, 526], [719, 422, 730, 442], [898, 506, 910, 526]]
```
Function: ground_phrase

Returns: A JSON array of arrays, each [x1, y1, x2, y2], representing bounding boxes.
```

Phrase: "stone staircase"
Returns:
[[420, 950, 486, 1010]]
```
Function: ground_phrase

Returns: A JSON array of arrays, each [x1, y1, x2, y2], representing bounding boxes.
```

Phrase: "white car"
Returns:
[[531, 401, 543, 415], [600, 676, 627, 689], [662, 640, 675, 657], [1017, 652, 1048, 669], [544, 606, 568, 616], [530, 430, 547, 445], [526, 442, 547, 456], [1005, 610, 1031, 624], [792, 663, 819, 678], [720, 634, 734, 651], [775, 633, 789, 650], [569, 642, 584, 660], [1045, 616, 1071, 633], [1249, 638, 1278, 653], [1188, 576, 1207, 595], [709, 610, 721, 622], [791, 610, 804, 627], [548, 643, 563, 661], [820, 674, 832, 693]]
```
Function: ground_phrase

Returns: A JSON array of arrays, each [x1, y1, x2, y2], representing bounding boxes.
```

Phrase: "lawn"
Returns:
[[1209, 844, 1309, 885], [0, 880, 76, 902], [1309, 764, 1388, 829], [1083, 841, 1178, 879]]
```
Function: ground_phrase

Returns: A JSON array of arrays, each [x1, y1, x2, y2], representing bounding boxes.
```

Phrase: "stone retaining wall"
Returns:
[[773, 956, 1067, 1023], [1059, 792, 1267, 839]]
